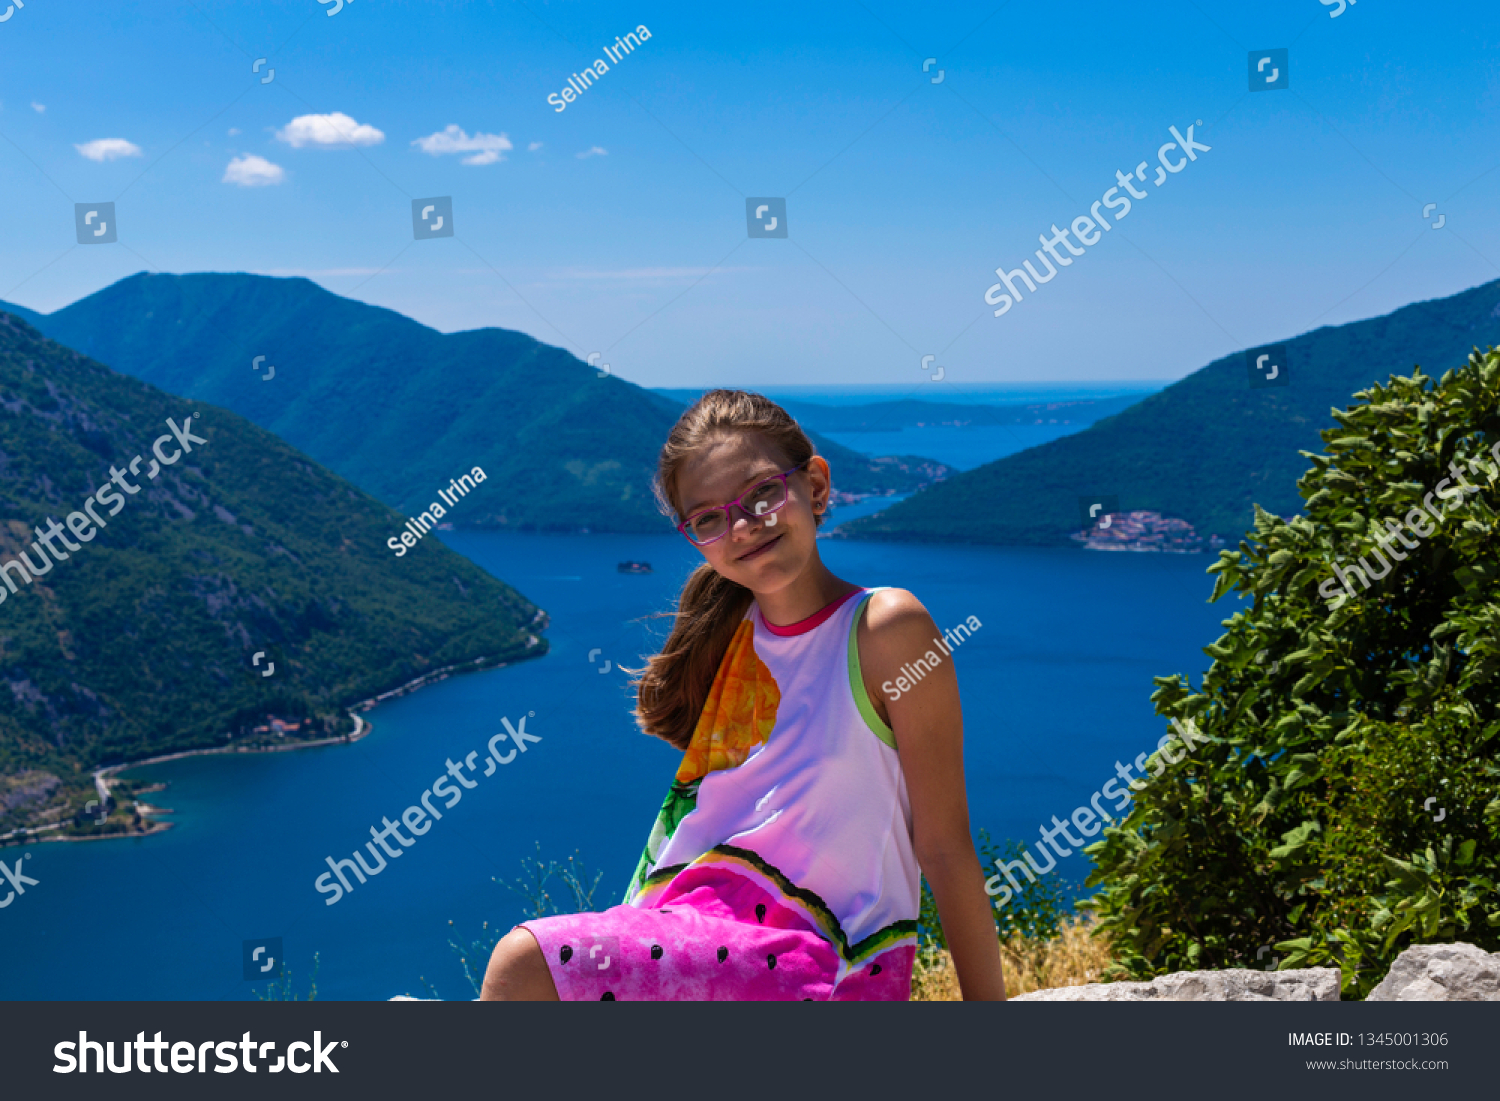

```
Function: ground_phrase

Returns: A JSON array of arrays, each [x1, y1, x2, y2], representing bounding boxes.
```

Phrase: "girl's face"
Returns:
[[675, 432, 830, 595]]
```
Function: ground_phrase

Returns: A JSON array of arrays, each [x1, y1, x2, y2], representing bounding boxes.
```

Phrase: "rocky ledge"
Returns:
[[1010, 943, 1500, 1002]]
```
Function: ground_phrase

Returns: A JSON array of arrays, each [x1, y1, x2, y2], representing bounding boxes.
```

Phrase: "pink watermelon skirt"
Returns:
[[519, 865, 913, 1001]]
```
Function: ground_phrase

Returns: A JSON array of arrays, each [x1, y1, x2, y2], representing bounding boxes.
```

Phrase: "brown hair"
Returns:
[[631, 389, 824, 750]]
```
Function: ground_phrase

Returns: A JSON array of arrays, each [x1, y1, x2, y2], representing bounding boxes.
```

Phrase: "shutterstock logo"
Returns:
[[55, 1031, 345, 1074], [0, 853, 39, 907], [74, 202, 117, 244], [314, 713, 542, 905], [0, 414, 208, 611], [412, 196, 453, 239], [984, 119, 1210, 318], [985, 717, 1211, 908], [242, 937, 283, 981]]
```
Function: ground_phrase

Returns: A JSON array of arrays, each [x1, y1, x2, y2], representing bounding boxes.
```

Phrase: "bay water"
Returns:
[[2, 383, 1237, 1001], [1, 529, 1232, 1000], [670, 381, 1170, 471]]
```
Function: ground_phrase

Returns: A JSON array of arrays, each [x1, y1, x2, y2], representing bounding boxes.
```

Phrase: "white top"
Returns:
[[626, 587, 920, 968]]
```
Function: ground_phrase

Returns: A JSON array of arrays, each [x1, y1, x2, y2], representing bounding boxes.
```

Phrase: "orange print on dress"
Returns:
[[676, 620, 781, 784]]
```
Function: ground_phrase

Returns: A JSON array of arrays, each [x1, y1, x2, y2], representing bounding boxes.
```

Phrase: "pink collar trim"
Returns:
[[759, 588, 864, 637]]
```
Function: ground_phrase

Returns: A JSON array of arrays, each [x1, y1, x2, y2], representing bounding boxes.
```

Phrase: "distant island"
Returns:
[[1070, 511, 1227, 553]]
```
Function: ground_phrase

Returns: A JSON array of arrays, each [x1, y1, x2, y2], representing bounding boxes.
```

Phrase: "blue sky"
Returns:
[[1, 0, 1498, 387]]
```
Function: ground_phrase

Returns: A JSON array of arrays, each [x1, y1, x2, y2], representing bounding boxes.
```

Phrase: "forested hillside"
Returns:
[[0, 312, 544, 829], [6, 273, 950, 531], [843, 278, 1500, 545]]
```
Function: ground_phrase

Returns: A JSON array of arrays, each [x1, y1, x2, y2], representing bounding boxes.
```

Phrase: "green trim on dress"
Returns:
[[632, 842, 917, 965], [847, 591, 897, 749]]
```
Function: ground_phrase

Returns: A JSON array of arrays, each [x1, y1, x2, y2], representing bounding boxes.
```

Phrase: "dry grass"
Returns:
[[911, 912, 1116, 1001]]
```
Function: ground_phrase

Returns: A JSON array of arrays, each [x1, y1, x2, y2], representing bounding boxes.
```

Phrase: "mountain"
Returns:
[[3, 273, 951, 533], [841, 278, 1500, 545], [0, 301, 44, 328], [0, 310, 544, 830]]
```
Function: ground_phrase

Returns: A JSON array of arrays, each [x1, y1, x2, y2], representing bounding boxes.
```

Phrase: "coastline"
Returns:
[[30, 717, 381, 845], [20, 640, 544, 846]]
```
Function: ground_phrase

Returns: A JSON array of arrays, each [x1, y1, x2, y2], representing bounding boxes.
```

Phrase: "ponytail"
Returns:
[[631, 389, 820, 750]]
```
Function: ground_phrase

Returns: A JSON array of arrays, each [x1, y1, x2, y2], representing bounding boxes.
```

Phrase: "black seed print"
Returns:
[[755, 903, 766, 923], [767, 954, 776, 970], [560, 946, 573, 963], [871, 964, 882, 976], [803, 998, 813, 1001], [717, 946, 729, 963], [650, 945, 663, 960], [601, 992, 615, 1001]]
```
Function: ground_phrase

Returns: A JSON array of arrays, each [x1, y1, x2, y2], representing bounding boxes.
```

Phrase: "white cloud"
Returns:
[[576, 145, 608, 159], [223, 154, 286, 187], [528, 141, 543, 152], [227, 127, 241, 136], [75, 138, 144, 162], [275, 112, 384, 148], [31, 102, 45, 114], [411, 124, 513, 166]]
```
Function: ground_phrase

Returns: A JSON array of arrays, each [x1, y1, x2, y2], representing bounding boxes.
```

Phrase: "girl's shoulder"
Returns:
[[856, 587, 941, 653], [854, 589, 948, 726], [860, 586, 929, 626]]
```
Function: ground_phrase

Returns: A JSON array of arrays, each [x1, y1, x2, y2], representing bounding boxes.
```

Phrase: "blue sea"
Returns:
[[660, 381, 1170, 472], [660, 382, 1169, 406], [0, 386, 1238, 1001], [0, 532, 1233, 1000], [821, 424, 1087, 473]]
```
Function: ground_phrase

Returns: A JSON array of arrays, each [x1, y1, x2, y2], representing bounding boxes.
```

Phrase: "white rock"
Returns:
[[1365, 943, 1500, 1001], [1009, 967, 1340, 1001]]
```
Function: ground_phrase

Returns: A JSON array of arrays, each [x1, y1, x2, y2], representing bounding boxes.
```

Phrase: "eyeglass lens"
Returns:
[[687, 477, 787, 544]]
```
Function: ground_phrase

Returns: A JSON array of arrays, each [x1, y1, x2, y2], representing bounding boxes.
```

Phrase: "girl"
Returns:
[[481, 389, 1004, 1001]]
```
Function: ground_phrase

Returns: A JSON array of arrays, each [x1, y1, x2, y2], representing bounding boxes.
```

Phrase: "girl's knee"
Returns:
[[480, 927, 553, 1000]]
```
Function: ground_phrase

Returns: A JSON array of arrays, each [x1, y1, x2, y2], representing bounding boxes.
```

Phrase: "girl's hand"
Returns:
[[858, 588, 1006, 1001]]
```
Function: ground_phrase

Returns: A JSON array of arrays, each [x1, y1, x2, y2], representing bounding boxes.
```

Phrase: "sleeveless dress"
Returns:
[[519, 586, 921, 1000]]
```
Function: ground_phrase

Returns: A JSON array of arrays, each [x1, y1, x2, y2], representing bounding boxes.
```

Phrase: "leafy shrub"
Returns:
[[1083, 350, 1500, 998]]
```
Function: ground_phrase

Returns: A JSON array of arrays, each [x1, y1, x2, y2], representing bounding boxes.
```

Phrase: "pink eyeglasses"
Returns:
[[676, 461, 809, 546]]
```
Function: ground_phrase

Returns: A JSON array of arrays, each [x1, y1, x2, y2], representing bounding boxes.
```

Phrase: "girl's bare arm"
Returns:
[[859, 588, 1006, 1001]]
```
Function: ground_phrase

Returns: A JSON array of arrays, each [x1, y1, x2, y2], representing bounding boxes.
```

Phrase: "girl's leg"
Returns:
[[479, 927, 560, 1001]]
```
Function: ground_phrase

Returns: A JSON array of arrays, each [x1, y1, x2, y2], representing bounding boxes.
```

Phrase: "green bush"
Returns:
[[1082, 349, 1500, 999]]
